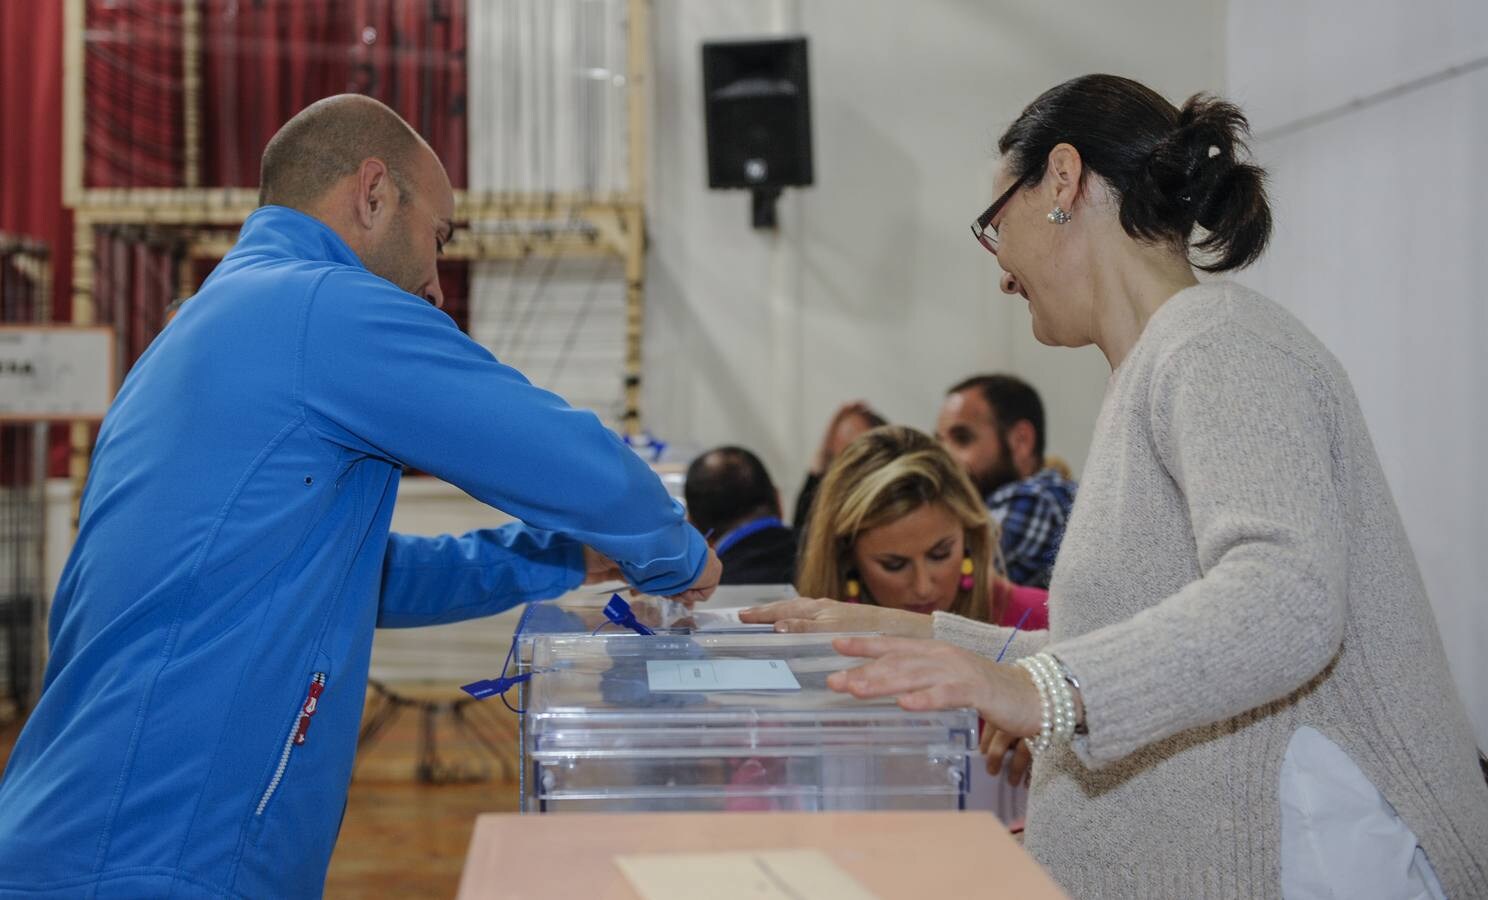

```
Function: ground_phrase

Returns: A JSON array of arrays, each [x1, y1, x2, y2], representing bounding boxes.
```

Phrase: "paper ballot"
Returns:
[[615, 849, 880, 900], [646, 659, 801, 692]]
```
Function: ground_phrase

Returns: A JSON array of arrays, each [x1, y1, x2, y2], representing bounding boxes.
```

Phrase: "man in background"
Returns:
[[687, 446, 797, 586], [937, 374, 1076, 587]]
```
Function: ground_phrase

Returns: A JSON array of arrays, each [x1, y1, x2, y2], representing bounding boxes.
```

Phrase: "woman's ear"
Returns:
[[1045, 142, 1085, 213]]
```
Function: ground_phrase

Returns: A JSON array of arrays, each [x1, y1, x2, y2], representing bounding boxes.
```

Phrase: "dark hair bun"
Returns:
[[999, 76, 1274, 271], [1121, 94, 1272, 272]]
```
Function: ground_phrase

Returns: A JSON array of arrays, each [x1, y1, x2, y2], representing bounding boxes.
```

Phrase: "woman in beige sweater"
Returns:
[[744, 75, 1488, 898]]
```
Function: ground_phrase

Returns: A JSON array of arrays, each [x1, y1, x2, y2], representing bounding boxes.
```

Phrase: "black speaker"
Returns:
[[702, 37, 813, 227]]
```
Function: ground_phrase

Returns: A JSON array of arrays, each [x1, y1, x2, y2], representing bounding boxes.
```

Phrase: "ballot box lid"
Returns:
[[516, 585, 797, 647]]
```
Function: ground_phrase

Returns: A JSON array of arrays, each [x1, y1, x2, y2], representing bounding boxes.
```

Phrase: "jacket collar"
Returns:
[[229, 205, 366, 270]]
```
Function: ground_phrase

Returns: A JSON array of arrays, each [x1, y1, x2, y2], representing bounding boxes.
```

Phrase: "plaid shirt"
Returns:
[[987, 467, 1078, 588]]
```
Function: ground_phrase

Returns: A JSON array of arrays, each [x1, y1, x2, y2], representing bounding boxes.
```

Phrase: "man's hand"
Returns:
[[667, 546, 722, 607], [738, 597, 933, 638], [588, 544, 721, 605], [582, 546, 623, 585]]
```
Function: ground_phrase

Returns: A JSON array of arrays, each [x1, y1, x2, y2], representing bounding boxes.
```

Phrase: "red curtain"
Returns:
[[90, 227, 183, 373], [84, 1, 185, 187], [74, 0, 468, 189], [2, 2, 470, 473], [200, 0, 347, 187], [0, 0, 72, 321], [1, 1, 74, 473], [201, 0, 467, 189]]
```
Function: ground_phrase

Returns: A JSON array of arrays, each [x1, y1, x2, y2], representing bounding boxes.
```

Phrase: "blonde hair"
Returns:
[[797, 426, 999, 623]]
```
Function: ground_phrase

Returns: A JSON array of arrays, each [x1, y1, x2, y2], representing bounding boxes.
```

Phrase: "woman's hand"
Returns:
[[826, 636, 1043, 739], [981, 727, 1033, 785], [738, 597, 933, 638]]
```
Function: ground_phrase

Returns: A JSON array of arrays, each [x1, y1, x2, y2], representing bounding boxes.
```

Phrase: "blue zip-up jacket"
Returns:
[[0, 207, 708, 897]]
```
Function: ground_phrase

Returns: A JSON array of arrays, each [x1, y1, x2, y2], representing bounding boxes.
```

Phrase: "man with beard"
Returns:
[[935, 374, 1076, 587]]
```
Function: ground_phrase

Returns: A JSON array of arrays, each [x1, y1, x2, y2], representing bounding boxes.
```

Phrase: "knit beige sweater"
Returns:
[[934, 282, 1488, 898]]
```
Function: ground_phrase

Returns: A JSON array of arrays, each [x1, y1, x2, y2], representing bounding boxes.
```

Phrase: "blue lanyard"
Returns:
[[714, 517, 784, 557]]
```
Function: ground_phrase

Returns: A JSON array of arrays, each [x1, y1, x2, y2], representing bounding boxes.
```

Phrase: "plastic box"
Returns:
[[520, 632, 976, 813]]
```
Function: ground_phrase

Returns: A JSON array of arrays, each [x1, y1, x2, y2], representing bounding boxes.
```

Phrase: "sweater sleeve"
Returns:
[[933, 611, 1049, 661], [1047, 325, 1348, 767]]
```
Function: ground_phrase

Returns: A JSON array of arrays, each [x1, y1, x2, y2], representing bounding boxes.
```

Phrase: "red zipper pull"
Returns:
[[293, 673, 327, 746]]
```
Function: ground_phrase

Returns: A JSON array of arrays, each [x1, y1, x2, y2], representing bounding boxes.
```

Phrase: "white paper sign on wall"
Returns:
[[0, 326, 116, 421]]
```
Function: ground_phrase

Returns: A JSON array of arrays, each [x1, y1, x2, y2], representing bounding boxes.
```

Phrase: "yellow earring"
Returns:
[[960, 557, 975, 591], [846, 578, 861, 602]]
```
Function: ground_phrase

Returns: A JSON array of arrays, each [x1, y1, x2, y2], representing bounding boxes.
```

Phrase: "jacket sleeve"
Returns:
[[299, 268, 708, 606], [376, 525, 585, 628]]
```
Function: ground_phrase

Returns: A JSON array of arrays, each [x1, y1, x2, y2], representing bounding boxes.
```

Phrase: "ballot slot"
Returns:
[[515, 584, 794, 654], [520, 632, 976, 814]]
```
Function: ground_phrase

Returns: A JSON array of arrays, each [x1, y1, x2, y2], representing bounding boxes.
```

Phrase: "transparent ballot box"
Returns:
[[520, 633, 977, 813]]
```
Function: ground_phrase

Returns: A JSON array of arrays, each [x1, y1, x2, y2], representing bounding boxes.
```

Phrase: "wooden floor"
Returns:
[[0, 684, 523, 899], [326, 685, 522, 897], [326, 776, 515, 897]]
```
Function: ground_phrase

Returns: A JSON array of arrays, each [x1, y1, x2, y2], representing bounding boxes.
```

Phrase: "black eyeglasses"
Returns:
[[970, 180, 1023, 256]]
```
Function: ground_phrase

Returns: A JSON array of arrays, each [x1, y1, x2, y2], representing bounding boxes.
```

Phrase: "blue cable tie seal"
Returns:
[[603, 593, 656, 635]]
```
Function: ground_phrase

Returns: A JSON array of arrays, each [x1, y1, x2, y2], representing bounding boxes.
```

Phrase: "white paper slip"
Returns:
[[615, 849, 880, 900], [646, 659, 802, 692]]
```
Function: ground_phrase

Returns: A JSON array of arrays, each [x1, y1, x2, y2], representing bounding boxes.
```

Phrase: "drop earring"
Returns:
[[960, 557, 976, 591], [846, 577, 862, 603]]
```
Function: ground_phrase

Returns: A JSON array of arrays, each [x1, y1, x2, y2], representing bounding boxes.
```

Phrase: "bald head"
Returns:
[[259, 94, 424, 209], [257, 94, 455, 308]]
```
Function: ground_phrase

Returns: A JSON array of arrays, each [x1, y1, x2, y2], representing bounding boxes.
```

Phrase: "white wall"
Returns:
[[1227, 0, 1488, 745], [643, 0, 1226, 505], [465, 1, 634, 422]]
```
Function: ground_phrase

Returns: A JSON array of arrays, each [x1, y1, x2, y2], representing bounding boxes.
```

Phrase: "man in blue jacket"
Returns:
[[0, 95, 719, 898]]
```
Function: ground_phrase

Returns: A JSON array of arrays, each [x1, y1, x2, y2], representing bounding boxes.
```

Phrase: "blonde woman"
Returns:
[[747, 426, 1048, 635]]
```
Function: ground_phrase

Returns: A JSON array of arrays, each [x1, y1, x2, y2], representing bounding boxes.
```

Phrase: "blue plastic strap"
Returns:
[[460, 672, 532, 700], [602, 593, 655, 635]]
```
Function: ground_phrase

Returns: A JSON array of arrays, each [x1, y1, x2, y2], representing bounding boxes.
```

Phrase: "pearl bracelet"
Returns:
[[1015, 652, 1076, 753]]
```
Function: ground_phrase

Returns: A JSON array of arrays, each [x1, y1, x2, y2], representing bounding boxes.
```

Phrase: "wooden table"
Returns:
[[456, 811, 1067, 898]]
